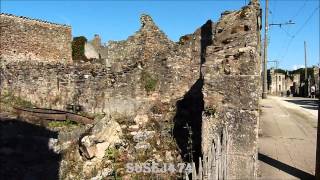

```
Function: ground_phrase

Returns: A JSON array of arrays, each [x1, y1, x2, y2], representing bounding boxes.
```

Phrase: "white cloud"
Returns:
[[292, 64, 305, 70]]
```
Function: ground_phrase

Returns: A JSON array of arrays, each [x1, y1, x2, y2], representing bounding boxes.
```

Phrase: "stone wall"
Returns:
[[0, 14, 199, 116], [201, 1, 261, 179], [0, 13, 72, 63], [0, 1, 261, 178]]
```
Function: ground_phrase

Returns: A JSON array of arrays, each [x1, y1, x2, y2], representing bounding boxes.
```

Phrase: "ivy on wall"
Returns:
[[72, 36, 88, 61]]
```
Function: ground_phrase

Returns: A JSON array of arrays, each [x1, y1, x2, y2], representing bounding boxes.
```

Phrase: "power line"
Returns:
[[294, 6, 319, 37], [278, 6, 319, 59], [279, 26, 294, 38], [290, 0, 308, 20]]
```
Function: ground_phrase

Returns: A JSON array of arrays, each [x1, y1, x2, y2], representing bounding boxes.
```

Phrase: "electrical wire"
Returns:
[[294, 6, 319, 37], [279, 6, 319, 59], [290, 0, 308, 20]]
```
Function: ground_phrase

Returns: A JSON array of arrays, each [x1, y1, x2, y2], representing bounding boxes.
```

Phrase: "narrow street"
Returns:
[[258, 96, 318, 179]]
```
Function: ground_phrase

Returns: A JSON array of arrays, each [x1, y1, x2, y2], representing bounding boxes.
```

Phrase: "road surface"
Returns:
[[258, 96, 318, 179]]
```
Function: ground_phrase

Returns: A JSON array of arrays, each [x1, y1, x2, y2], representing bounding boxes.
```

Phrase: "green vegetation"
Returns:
[[204, 107, 216, 116], [0, 91, 34, 109], [141, 71, 158, 93], [289, 68, 314, 81], [271, 68, 315, 81], [105, 147, 119, 161], [72, 36, 88, 61], [48, 119, 77, 127], [274, 68, 287, 74]]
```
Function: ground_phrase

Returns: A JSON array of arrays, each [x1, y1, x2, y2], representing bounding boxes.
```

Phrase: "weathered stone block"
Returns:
[[226, 154, 256, 179], [204, 75, 260, 110], [222, 108, 259, 155]]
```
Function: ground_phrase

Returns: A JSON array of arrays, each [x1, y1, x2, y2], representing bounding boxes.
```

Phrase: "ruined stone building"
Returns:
[[0, 1, 261, 179], [292, 73, 301, 95], [0, 13, 72, 63], [267, 68, 293, 95], [267, 66, 320, 97]]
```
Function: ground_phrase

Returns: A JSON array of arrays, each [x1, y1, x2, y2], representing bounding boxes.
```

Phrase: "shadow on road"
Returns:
[[258, 153, 315, 180], [284, 99, 319, 111]]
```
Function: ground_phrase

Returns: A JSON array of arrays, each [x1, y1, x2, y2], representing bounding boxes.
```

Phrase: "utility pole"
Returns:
[[304, 41, 308, 97], [276, 61, 278, 95], [316, 2, 320, 179], [304, 41, 308, 81], [262, 0, 268, 99]]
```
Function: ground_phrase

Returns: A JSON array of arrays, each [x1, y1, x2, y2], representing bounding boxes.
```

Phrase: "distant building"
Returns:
[[268, 69, 289, 95], [268, 67, 319, 97], [292, 73, 301, 95]]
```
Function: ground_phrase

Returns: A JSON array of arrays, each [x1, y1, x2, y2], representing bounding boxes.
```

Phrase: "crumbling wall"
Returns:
[[0, 62, 141, 116], [0, 13, 72, 63], [0, 14, 199, 115], [0, 14, 202, 178], [0, 1, 261, 178], [201, 1, 261, 179]]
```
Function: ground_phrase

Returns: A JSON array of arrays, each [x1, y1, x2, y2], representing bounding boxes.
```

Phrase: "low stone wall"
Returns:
[[0, 61, 143, 117]]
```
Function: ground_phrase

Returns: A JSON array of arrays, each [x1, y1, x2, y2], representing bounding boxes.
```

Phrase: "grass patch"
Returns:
[[0, 91, 34, 109], [141, 71, 158, 93], [48, 119, 78, 127], [105, 147, 120, 161]]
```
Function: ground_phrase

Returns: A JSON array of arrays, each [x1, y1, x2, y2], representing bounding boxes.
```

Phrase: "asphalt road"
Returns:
[[258, 96, 318, 180]]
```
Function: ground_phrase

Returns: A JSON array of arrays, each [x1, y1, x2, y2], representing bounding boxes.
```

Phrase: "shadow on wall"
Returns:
[[173, 78, 204, 164], [0, 118, 61, 180], [200, 20, 213, 66], [173, 20, 213, 165]]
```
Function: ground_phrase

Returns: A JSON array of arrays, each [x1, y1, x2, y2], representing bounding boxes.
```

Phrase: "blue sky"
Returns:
[[1, 0, 319, 70]]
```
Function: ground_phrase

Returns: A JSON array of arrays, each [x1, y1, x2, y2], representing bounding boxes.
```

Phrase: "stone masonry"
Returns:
[[0, 1, 261, 179], [0, 13, 72, 63], [201, 1, 261, 179]]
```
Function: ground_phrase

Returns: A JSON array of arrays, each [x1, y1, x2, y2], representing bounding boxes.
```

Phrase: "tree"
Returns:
[[72, 36, 88, 61]]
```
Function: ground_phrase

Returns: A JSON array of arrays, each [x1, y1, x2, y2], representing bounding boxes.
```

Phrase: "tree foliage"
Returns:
[[72, 36, 88, 61]]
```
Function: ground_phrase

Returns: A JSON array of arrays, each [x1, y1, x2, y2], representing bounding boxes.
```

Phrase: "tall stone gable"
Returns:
[[0, 13, 72, 63]]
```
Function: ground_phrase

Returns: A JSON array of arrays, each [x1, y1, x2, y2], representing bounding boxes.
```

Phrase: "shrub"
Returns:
[[105, 147, 119, 161], [141, 71, 158, 93], [72, 36, 88, 61]]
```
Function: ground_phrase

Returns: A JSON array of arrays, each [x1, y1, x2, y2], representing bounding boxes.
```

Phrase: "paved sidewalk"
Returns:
[[258, 96, 318, 179]]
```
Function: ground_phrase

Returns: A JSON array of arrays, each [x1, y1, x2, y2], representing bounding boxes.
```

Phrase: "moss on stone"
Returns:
[[0, 91, 34, 109], [141, 71, 158, 93]]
